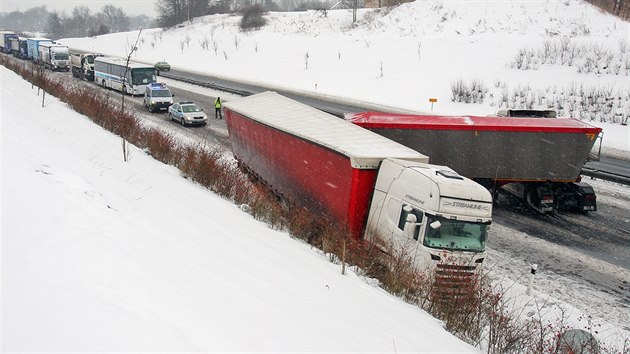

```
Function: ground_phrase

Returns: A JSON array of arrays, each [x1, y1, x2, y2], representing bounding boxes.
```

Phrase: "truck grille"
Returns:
[[432, 263, 478, 301]]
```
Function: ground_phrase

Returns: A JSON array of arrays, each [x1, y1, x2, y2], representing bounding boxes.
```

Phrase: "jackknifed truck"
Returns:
[[223, 92, 493, 279], [348, 112, 602, 213]]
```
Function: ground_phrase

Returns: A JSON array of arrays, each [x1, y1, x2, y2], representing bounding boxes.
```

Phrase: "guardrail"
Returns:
[[160, 72, 253, 97], [581, 168, 630, 186]]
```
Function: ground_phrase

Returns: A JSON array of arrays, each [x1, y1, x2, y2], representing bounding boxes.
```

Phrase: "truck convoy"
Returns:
[[348, 112, 602, 213], [70, 52, 101, 81], [223, 91, 493, 275], [38, 43, 70, 71]]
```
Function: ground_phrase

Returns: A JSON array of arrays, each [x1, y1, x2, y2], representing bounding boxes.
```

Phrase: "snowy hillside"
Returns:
[[60, 0, 630, 157]]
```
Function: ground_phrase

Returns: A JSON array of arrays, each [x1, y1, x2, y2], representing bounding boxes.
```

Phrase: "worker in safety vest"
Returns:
[[214, 97, 222, 119]]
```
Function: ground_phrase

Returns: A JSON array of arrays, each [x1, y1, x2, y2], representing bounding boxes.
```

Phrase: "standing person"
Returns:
[[214, 96, 222, 119]]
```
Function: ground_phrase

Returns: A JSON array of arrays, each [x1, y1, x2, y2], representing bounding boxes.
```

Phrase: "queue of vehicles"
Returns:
[[2, 32, 200, 126]]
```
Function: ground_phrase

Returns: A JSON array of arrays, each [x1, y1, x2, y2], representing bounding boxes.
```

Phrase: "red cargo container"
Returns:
[[348, 112, 602, 212], [348, 112, 602, 181], [223, 92, 428, 239]]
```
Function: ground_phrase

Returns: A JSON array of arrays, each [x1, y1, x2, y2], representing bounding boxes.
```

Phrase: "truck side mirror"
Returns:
[[430, 220, 441, 229]]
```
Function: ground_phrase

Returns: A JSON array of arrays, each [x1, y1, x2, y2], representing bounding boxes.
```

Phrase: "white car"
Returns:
[[168, 102, 208, 126]]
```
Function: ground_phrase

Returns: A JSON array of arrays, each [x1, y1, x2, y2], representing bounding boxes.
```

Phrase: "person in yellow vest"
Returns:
[[214, 97, 222, 119]]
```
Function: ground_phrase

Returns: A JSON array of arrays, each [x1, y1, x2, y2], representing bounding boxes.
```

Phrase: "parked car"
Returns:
[[154, 61, 171, 74], [168, 102, 208, 126]]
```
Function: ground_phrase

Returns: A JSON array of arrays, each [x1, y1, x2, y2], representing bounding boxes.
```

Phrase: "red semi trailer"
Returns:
[[223, 92, 493, 273], [348, 112, 602, 213]]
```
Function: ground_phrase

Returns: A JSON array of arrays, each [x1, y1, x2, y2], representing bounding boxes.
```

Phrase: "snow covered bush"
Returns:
[[451, 79, 487, 104]]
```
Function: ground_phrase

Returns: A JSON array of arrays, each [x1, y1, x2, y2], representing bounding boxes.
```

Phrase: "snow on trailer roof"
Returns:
[[223, 92, 429, 169], [94, 56, 155, 69], [348, 112, 602, 134]]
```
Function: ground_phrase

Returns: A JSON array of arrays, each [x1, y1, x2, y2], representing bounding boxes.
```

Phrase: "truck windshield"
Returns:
[[54, 54, 69, 60], [423, 214, 489, 252], [86, 56, 95, 64], [131, 68, 156, 85]]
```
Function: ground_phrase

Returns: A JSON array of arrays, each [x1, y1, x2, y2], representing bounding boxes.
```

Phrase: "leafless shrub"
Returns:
[[451, 79, 487, 103], [199, 36, 209, 50], [212, 40, 219, 55], [619, 38, 629, 54]]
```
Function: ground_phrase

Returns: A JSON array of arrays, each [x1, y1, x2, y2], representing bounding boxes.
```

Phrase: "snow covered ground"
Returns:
[[3, 0, 629, 351]]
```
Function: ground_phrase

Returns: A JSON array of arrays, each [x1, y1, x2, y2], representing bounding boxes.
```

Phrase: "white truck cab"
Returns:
[[367, 158, 493, 271], [144, 82, 174, 113]]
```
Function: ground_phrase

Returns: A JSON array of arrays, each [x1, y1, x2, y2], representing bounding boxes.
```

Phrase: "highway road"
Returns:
[[161, 68, 630, 184]]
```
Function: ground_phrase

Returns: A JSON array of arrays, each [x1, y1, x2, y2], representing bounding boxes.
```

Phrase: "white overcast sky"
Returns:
[[0, 0, 157, 17]]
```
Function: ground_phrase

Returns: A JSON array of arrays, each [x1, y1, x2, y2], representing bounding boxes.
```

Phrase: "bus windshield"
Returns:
[[423, 214, 489, 252], [131, 68, 156, 85]]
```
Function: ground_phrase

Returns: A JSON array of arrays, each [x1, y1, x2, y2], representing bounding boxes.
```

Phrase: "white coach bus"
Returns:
[[94, 56, 156, 96]]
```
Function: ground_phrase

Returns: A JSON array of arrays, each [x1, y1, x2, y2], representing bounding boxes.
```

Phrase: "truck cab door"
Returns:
[[375, 197, 422, 252]]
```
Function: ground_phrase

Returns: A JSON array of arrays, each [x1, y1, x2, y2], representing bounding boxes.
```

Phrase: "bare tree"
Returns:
[[101, 5, 130, 33], [120, 29, 143, 162], [46, 11, 66, 39], [68, 6, 93, 37], [156, 0, 210, 27]]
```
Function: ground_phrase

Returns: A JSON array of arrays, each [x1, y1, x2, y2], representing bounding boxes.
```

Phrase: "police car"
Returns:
[[168, 101, 208, 126], [144, 82, 174, 113]]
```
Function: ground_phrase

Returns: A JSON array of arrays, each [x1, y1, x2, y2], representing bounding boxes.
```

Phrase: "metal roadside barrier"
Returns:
[[160, 72, 252, 97], [581, 168, 630, 186]]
